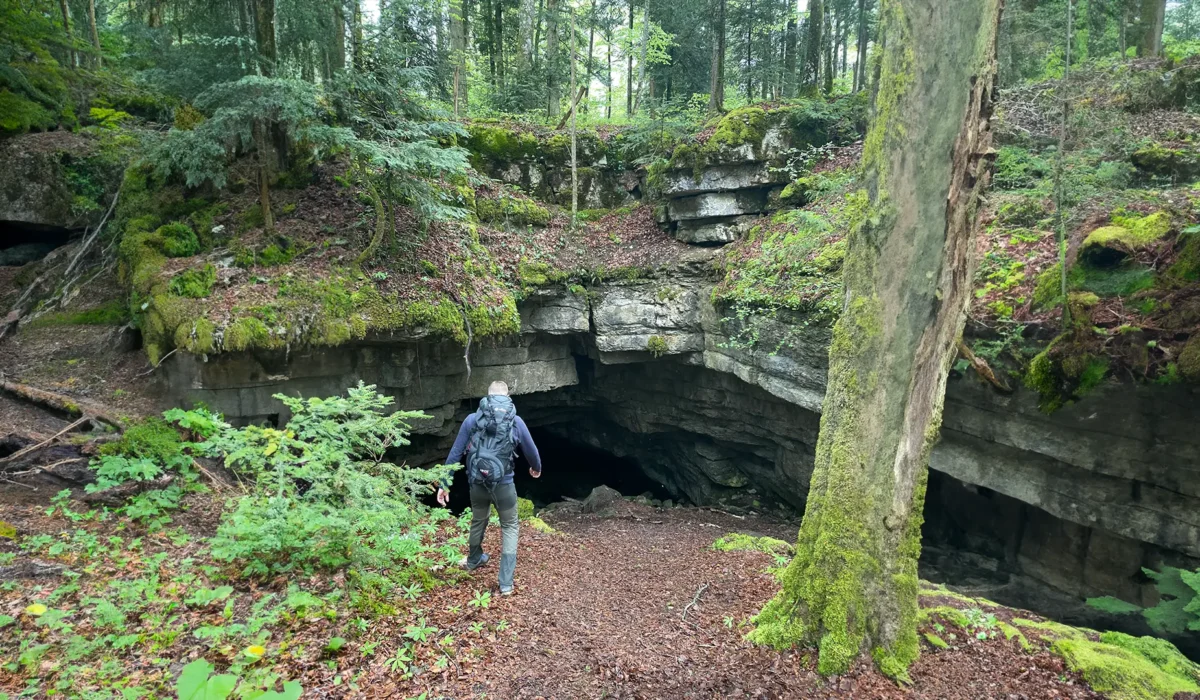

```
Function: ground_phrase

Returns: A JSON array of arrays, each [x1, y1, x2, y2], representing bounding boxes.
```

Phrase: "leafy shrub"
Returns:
[[996, 195, 1048, 227], [202, 383, 461, 581], [99, 417, 184, 463], [993, 146, 1052, 190], [157, 222, 200, 257], [1088, 566, 1200, 636]]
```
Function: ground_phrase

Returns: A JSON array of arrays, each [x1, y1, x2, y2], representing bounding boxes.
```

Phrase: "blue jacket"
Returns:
[[443, 412, 542, 487]]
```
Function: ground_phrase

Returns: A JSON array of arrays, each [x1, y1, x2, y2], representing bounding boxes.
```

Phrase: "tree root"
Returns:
[[956, 340, 1013, 393]]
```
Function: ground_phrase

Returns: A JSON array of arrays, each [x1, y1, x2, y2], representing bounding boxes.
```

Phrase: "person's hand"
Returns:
[[436, 488, 450, 506], [529, 469, 541, 479]]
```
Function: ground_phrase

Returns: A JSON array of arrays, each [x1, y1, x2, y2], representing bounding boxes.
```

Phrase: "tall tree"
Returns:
[[802, 0, 823, 92], [784, 4, 798, 97], [58, 0, 75, 68], [626, 0, 634, 115], [747, 0, 1002, 679], [853, 0, 870, 92], [451, 0, 468, 115], [521, 0, 538, 69], [87, 0, 101, 67], [1137, 0, 1165, 55], [546, 0, 561, 116]]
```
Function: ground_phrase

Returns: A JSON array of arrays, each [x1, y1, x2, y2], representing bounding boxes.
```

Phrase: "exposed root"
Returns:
[[956, 339, 1013, 393], [0, 380, 126, 429]]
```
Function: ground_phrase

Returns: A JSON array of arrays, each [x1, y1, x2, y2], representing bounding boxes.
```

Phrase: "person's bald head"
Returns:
[[487, 380, 510, 396]]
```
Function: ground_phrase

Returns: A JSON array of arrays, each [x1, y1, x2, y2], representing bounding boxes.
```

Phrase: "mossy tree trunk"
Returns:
[[748, 0, 1001, 680]]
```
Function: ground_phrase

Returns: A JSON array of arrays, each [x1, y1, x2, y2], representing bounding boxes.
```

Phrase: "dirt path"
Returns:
[[401, 501, 1101, 700]]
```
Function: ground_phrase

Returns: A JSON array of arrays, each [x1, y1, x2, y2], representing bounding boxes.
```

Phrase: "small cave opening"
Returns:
[[0, 222, 75, 266], [441, 427, 674, 513]]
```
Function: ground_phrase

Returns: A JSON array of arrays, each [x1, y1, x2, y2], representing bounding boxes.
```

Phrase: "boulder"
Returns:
[[582, 485, 623, 514], [674, 216, 757, 245]]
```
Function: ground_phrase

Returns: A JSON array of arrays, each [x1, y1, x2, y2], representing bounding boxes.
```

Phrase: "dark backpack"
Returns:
[[465, 395, 518, 486]]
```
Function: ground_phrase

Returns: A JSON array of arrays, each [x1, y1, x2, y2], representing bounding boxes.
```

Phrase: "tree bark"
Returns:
[[255, 0, 277, 76], [709, 0, 727, 113], [570, 6, 579, 226], [626, 0, 634, 115], [546, 0, 561, 116], [784, 9, 798, 98], [748, 0, 1002, 680], [520, 0, 537, 70], [823, 6, 834, 93], [58, 0, 75, 68], [584, 0, 596, 110], [352, 0, 363, 69], [631, 0, 650, 113], [802, 0, 823, 93], [331, 1, 346, 74], [87, 0, 102, 67], [1136, 0, 1165, 56], [607, 26, 614, 117], [854, 0, 869, 91], [451, 0, 468, 115]]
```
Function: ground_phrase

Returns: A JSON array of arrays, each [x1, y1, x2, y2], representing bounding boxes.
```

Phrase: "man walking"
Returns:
[[437, 381, 542, 595]]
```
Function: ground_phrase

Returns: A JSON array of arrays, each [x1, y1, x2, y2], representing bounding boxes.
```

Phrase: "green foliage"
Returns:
[[993, 146, 1052, 190], [203, 383, 461, 583], [175, 658, 301, 700], [99, 417, 184, 464], [1083, 212, 1172, 253], [516, 498, 535, 520], [1086, 566, 1200, 636], [646, 335, 669, 358], [0, 89, 56, 134], [158, 223, 201, 258], [169, 264, 217, 298]]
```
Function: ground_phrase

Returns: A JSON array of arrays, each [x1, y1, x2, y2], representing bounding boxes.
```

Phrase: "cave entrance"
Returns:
[[442, 426, 674, 513], [0, 222, 75, 266]]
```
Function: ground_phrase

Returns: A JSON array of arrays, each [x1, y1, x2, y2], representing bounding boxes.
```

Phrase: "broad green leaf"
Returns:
[[176, 658, 238, 700]]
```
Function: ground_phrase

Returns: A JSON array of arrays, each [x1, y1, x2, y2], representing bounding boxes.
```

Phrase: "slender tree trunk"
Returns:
[[534, 0, 545, 68], [352, 0, 363, 68], [749, 0, 1002, 680], [745, 0, 754, 99], [546, 0, 561, 116], [802, 0, 823, 93], [451, 0, 467, 115], [584, 0, 596, 111], [855, 0, 869, 91], [784, 10, 797, 98], [631, 0, 650, 113], [570, 6, 579, 226], [709, 0, 727, 113], [256, 121, 275, 235], [626, 0, 634, 115], [58, 0, 75, 68], [823, 7, 834, 93], [1136, 0, 1165, 56], [607, 26, 614, 117], [87, 0, 102, 67], [1119, 0, 1128, 57], [1055, 0, 1074, 324], [496, 0, 506, 86]]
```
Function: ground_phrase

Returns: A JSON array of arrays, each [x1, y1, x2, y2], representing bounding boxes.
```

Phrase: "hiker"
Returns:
[[437, 380, 542, 595]]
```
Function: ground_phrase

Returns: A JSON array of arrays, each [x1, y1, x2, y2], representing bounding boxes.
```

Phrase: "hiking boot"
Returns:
[[500, 586, 514, 596], [459, 552, 490, 570]]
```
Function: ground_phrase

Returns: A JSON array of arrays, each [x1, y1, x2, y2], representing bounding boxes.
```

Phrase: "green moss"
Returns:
[[646, 335, 669, 358], [706, 106, 770, 154], [1077, 262, 1155, 298], [98, 417, 183, 463], [476, 194, 551, 227], [0, 89, 57, 134], [998, 621, 1035, 652], [1053, 637, 1200, 700], [923, 632, 949, 650], [168, 264, 216, 298], [28, 301, 130, 328], [526, 517, 557, 534], [1178, 336, 1200, 382], [156, 223, 200, 258], [259, 240, 298, 266], [223, 316, 274, 352], [1084, 213, 1171, 253], [712, 533, 794, 555], [1011, 617, 1090, 641], [1167, 232, 1200, 282], [518, 260, 567, 288], [996, 196, 1047, 227], [1099, 631, 1200, 684], [1130, 143, 1200, 181], [919, 605, 971, 629], [466, 124, 539, 162], [516, 498, 535, 520]]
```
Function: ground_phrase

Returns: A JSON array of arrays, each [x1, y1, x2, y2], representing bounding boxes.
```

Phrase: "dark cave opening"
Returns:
[[0, 222, 75, 266], [440, 426, 675, 513]]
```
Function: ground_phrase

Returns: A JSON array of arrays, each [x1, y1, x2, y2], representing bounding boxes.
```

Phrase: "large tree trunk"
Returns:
[[255, 0, 277, 76], [1137, 0, 1165, 56], [854, 0, 869, 91], [331, 1, 346, 74], [747, 0, 1002, 680], [709, 0, 726, 113], [823, 7, 834, 93], [784, 10, 797, 98], [802, 0, 823, 93]]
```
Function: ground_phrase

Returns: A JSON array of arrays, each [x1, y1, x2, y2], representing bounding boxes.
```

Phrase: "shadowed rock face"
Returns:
[[161, 260, 1200, 633]]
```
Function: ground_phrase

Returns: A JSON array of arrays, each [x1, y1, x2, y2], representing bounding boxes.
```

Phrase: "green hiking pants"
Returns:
[[467, 481, 519, 589]]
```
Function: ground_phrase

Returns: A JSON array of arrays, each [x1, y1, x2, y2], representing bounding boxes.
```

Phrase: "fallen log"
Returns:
[[0, 417, 89, 466], [0, 380, 125, 429], [0, 559, 68, 580]]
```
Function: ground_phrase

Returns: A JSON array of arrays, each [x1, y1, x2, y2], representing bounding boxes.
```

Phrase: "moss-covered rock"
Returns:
[[1083, 212, 1171, 256], [517, 497, 535, 520], [1178, 335, 1200, 382], [476, 194, 551, 227], [466, 123, 539, 163], [1053, 637, 1200, 700], [168, 264, 216, 298], [1130, 143, 1200, 181], [712, 533, 794, 556]]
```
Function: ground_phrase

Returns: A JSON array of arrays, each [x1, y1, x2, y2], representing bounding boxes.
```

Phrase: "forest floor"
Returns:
[[1, 466, 1107, 700]]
